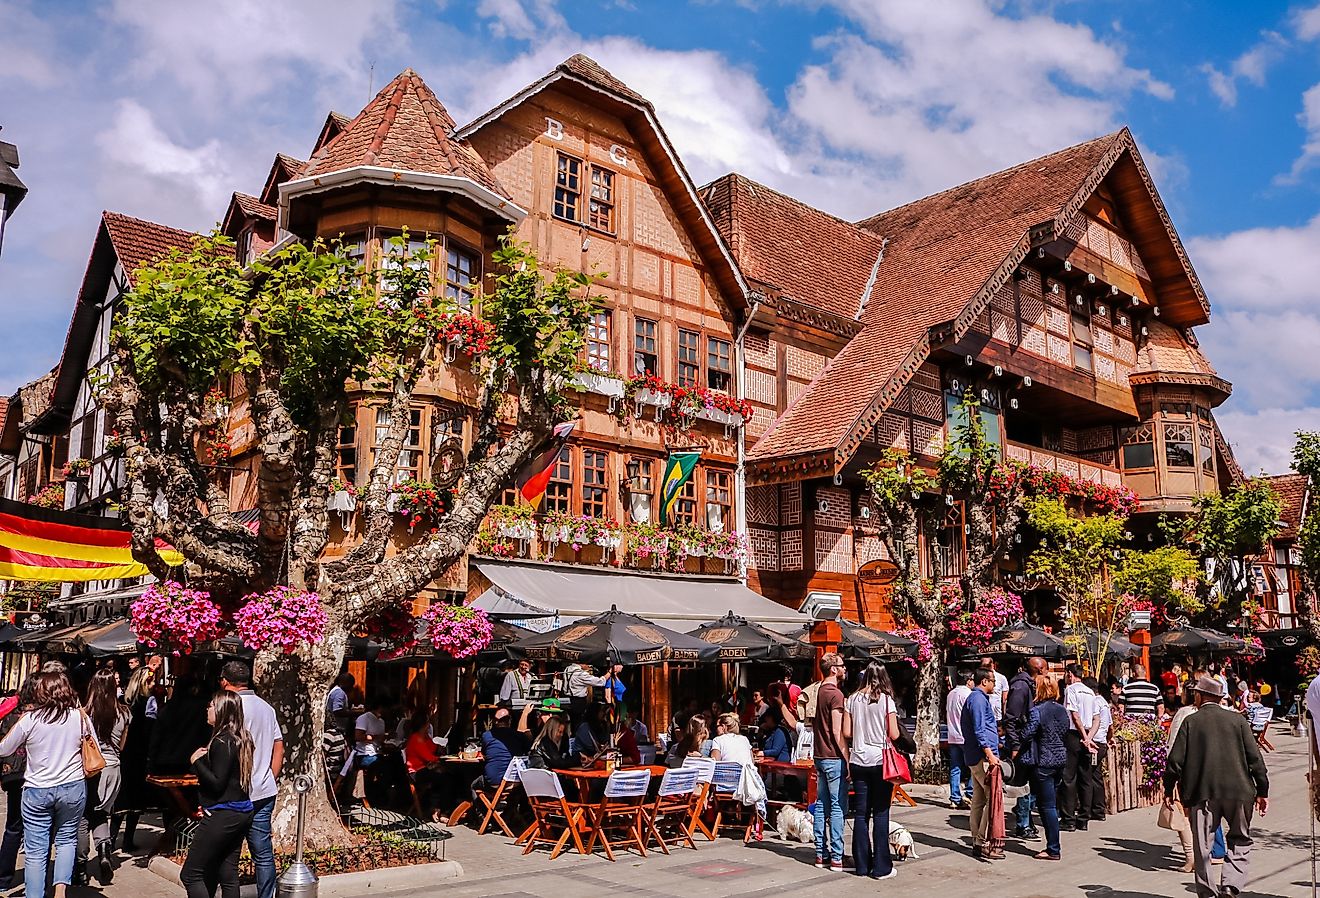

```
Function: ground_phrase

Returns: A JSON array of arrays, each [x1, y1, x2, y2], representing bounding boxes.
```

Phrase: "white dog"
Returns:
[[774, 805, 814, 843], [889, 821, 918, 860]]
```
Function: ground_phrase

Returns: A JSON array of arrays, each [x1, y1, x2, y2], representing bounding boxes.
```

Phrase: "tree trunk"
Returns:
[[913, 640, 945, 774], [254, 631, 353, 851]]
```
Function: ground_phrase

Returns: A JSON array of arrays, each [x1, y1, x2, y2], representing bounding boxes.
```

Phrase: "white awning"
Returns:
[[470, 557, 808, 634]]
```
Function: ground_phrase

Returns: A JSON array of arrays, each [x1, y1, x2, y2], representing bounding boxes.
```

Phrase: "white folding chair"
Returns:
[[711, 761, 753, 841], [519, 768, 587, 859], [584, 768, 653, 861], [476, 756, 528, 837], [646, 767, 699, 853], [682, 757, 718, 841]]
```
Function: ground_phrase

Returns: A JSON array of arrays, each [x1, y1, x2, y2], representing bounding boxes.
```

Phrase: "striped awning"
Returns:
[[0, 497, 182, 582]]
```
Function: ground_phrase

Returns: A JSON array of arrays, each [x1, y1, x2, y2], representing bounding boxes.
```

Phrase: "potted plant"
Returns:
[[488, 504, 537, 541], [61, 458, 91, 481], [328, 477, 357, 512], [423, 603, 494, 659], [233, 586, 329, 654], [129, 581, 224, 656], [390, 479, 452, 532], [628, 375, 674, 421], [436, 311, 494, 363], [626, 520, 670, 562]]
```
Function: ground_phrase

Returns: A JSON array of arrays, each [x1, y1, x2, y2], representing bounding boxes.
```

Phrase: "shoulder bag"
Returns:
[[80, 711, 106, 778], [881, 697, 912, 785]]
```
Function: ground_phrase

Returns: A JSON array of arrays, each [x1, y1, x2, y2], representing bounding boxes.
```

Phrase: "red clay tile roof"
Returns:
[[102, 211, 200, 286], [0, 398, 8, 440], [302, 69, 507, 198], [748, 131, 1127, 465], [558, 54, 648, 106], [232, 192, 277, 222], [700, 173, 882, 320], [1270, 473, 1309, 539]]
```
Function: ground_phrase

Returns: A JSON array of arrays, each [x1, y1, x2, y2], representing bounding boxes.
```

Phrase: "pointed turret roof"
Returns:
[[302, 69, 507, 199]]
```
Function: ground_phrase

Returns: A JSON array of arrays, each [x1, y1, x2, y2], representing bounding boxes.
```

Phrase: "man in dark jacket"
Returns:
[[1005, 657, 1045, 840], [1164, 676, 1269, 898]]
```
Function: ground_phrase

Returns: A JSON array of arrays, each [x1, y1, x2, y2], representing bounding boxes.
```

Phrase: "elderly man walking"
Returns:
[[1164, 676, 1269, 898], [961, 667, 1003, 860]]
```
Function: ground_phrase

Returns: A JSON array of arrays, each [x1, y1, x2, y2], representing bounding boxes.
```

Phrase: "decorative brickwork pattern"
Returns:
[[745, 331, 775, 367], [913, 419, 944, 456], [747, 369, 776, 404], [814, 486, 852, 529], [785, 345, 827, 380], [815, 529, 854, 574], [749, 527, 779, 572], [1048, 334, 1071, 365], [1022, 326, 1047, 357], [747, 484, 778, 526], [1078, 426, 1116, 451], [855, 534, 889, 565], [781, 529, 803, 571], [991, 309, 1018, 344], [1047, 307, 1070, 335], [873, 414, 909, 450], [1096, 355, 1118, 383], [782, 482, 801, 526], [912, 365, 942, 391]]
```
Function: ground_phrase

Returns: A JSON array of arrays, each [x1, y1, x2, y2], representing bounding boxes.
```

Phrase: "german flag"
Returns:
[[515, 421, 577, 507], [0, 497, 182, 582]]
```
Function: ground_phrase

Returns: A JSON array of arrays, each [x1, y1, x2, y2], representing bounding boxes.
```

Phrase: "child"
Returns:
[[1245, 691, 1274, 751]]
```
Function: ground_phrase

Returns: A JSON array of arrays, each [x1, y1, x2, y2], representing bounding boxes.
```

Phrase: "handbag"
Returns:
[[80, 712, 106, 778], [881, 745, 912, 785]]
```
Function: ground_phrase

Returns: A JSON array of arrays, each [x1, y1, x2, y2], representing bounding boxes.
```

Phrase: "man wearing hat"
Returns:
[[1164, 675, 1270, 898]]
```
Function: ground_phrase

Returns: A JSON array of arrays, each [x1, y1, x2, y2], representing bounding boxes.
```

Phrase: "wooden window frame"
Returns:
[[1071, 307, 1094, 373], [677, 328, 700, 388], [554, 153, 583, 223], [588, 164, 616, 234], [336, 421, 358, 487], [705, 469, 732, 531], [377, 231, 435, 299], [371, 405, 425, 484], [544, 446, 573, 514], [1120, 423, 1156, 471], [580, 448, 610, 519], [707, 336, 732, 391], [587, 311, 612, 372], [444, 241, 480, 310], [633, 316, 659, 377]]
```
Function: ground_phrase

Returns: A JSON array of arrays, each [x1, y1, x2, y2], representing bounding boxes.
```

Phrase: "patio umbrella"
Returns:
[[507, 605, 721, 665], [800, 619, 918, 662], [1150, 625, 1248, 658], [688, 611, 810, 661], [1060, 628, 1140, 661], [980, 623, 1069, 661], [77, 619, 142, 657], [0, 623, 25, 645]]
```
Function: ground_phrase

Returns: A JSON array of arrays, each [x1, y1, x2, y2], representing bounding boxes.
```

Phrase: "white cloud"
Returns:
[[1216, 406, 1320, 476], [1188, 214, 1320, 312], [1283, 82, 1320, 181], [1201, 31, 1288, 107], [475, 0, 568, 40], [1296, 3, 1320, 41]]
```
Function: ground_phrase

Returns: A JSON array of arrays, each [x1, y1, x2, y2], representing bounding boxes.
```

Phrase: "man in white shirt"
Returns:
[[1306, 671, 1320, 760], [354, 699, 388, 805], [220, 662, 283, 898], [562, 662, 609, 725], [946, 670, 975, 807], [499, 660, 534, 708], [1060, 664, 1100, 831], [1083, 676, 1113, 823], [979, 656, 1009, 723]]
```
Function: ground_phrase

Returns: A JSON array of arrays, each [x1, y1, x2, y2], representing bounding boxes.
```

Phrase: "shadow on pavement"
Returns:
[[1092, 836, 1180, 872]]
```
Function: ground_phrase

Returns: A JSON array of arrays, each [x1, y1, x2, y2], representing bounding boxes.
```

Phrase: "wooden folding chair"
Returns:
[[518, 768, 588, 859], [583, 768, 653, 862], [476, 756, 528, 837], [682, 757, 717, 841], [710, 761, 754, 842], [645, 767, 699, 853]]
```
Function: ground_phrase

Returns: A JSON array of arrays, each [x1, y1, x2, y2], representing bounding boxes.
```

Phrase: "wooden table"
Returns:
[[146, 774, 201, 856], [559, 765, 669, 802], [756, 760, 816, 804], [435, 757, 485, 825]]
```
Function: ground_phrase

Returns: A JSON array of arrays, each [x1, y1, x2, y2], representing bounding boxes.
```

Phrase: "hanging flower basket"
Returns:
[[362, 602, 419, 660], [390, 479, 452, 531], [233, 586, 328, 654], [436, 312, 493, 363], [423, 603, 493, 659], [130, 581, 224, 655]]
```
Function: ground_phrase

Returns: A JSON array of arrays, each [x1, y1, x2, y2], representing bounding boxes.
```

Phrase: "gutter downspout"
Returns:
[[733, 293, 764, 585]]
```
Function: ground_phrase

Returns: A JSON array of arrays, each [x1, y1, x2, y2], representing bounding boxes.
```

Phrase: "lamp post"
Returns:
[[276, 775, 318, 898]]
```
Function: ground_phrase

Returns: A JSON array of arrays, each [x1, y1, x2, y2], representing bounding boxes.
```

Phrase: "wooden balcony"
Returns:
[[1004, 441, 1123, 488]]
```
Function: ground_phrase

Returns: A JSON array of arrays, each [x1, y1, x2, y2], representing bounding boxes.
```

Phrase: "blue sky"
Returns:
[[2, 0, 1320, 473]]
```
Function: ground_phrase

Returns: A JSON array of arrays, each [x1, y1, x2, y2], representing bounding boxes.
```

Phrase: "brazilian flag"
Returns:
[[660, 452, 701, 525]]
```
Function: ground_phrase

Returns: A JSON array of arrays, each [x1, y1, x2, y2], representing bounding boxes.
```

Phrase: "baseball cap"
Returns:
[[538, 698, 565, 714]]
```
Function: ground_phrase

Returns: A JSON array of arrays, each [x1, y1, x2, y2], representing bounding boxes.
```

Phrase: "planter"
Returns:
[[328, 490, 357, 512], [683, 541, 707, 557], [594, 534, 622, 550], [146, 855, 462, 898], [543, 524, 569, 544], [499, 522, 537, 541], [634, 387, 672, 421], [1104, 739, 1160, 814], [573, 370, 626, 398], [696, 406, 745, 437]]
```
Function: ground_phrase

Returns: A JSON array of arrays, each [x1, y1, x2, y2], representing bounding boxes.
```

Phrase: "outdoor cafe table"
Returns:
[[559, 764, 669, 803], [146, 773, 201, 855], [436, 756, 485, 825]]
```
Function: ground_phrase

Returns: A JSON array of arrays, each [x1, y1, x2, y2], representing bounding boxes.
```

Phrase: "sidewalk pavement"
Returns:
[[37, 720, 1318, 898]]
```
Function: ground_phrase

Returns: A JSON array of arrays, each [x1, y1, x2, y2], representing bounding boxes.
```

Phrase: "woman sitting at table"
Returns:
[[666, 716, 708, 768], [758, 710, 794, 763], [612, 715, 641, 766], [574, 703, 608, 765], [402, 712, 445, 820], [708, 713, 755, 764], [528, 714, 575, 770]]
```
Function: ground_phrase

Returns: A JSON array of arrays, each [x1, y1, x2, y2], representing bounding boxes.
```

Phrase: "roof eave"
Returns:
[[278, 166, 527, 225]]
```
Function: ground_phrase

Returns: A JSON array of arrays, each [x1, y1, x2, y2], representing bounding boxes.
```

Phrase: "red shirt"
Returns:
[[404, 731, 440, 774], [615, 728, 641, 765]]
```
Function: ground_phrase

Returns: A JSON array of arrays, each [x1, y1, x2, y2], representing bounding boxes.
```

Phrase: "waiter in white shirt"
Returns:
[[500, 660, 534, 708], [1060, 663, 1100, 831], [562, 661, 609, 726]]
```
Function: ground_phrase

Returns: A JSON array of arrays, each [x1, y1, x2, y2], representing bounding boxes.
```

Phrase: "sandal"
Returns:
[[1033, 851, 1060, 861]]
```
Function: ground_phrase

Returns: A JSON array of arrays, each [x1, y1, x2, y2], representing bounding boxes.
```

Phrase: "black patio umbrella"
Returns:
[[800, 619, 918, 662], [507, 605, 721, 665], [1060, 628, 1140, 661], [77, 619, 142, 657], [1150, 625, 1249, 658], [980, 623, 1069, 661], [688, 611, 811, 662], [0, 622, 25, 645]]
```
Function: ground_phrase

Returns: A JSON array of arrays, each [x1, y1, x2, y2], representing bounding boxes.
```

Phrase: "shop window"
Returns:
[[581, 449, 609, 518], [444, 244, 479, 309], [633, 317, 658, 376], [707, 337, 732, 391], [545, 447, 573, 514], [587, 312, 611, 372], [1163, 423, 1195, 469], [554, 153, 582, 223], [372, 406, 422, 483], [677, 329, 700, 388], [1121, 423, 1155, 469], [588, 166, 615, 233], [705, 469, 732, 531]]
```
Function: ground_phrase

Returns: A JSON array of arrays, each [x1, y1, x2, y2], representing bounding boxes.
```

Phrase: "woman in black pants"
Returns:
[[180, 692, 254, 898]]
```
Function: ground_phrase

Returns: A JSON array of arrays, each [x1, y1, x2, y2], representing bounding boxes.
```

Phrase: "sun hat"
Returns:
[[1191, 676, 1225, 698], [538, 697, 565, 714]]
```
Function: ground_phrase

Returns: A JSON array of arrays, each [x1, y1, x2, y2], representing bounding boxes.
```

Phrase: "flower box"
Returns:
[[328, 490, 357, 512], [696, 407, 744, 428], [499, 522, 537, 541], [543, 524, 570, 544], [573, 370, 626, 399], [634, 387, 671, 421], [595, 533, 622, 550], [683, 541, 707, 557]]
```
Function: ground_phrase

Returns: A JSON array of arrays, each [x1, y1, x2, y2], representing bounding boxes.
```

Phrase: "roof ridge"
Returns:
[[101, 209, 198, 236], [857, 129, 1125, 230], [706, 171, 877, 235]]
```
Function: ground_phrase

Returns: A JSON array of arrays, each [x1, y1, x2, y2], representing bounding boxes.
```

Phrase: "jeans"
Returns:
[[180, 808, 253, 898], [0, 781, 22, 888], [248, 797, 276, 898], [849, 764, 893, 878], [22, 780, 86, 898], [1014, 793, 1036, 831], [948, 743, 973, 803], [1029, 766, 1063, 857], [812, 758, 845, 863]]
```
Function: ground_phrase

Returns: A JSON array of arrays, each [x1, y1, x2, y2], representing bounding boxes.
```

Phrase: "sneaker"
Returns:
[[829, 861, 844, 873], [815, 857, 826, 869], [871, 870, 898, 881]]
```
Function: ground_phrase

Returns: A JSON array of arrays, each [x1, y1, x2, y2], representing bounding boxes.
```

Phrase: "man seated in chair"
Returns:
[[472, 706, 531, 803]]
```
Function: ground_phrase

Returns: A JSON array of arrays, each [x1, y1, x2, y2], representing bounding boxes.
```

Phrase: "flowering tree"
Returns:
[[105, 231, 599, 847], [1292, 431, 1320, 642]]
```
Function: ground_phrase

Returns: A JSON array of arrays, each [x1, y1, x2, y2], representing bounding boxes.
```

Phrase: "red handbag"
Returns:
[[881, 746, 912, 785]]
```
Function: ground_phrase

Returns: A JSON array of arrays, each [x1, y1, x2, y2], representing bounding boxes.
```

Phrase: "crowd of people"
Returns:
[[0, 658, 281, 898]]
